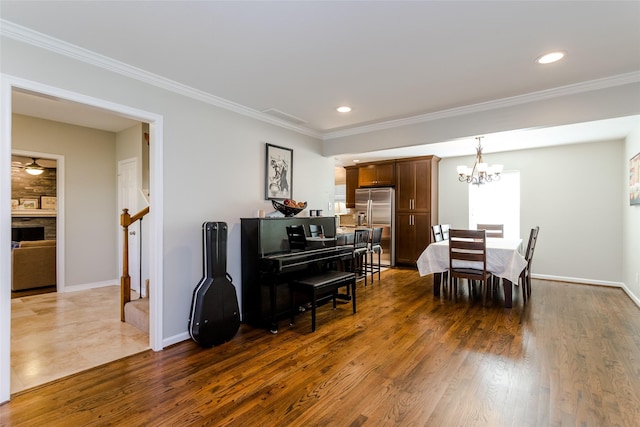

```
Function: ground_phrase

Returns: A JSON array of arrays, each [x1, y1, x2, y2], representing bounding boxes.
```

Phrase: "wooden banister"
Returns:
[[120, 206, 150, 322]]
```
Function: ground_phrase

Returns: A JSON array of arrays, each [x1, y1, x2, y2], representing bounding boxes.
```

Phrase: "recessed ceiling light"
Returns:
[[536, 51, 566, 64], [353, 159, 360, 163], [337, 106, 352, 113]]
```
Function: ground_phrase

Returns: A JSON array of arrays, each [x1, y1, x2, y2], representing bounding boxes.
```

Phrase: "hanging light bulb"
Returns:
[[25, 158, 44, 176]]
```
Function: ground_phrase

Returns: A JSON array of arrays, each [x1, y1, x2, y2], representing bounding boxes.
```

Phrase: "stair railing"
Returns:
[[120, 206, 149, 322]]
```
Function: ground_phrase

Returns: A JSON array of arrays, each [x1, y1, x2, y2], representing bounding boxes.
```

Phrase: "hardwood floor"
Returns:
[[9, 285, 149, 393], [2, 269, 639, 426]]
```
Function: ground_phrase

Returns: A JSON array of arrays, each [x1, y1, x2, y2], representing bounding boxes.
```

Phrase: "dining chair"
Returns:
[[308, 224, 325, 238], [476, 223, 504, 238], [449, 229, 489, 304], [286, 225, 307, 251], [431, 224, 448, 291], [441, 224, 450, 240], [519, 226, 540, 302], [367, 227, 383, 282], [431, 224, 443, 242], [352, 229, 370, 285]]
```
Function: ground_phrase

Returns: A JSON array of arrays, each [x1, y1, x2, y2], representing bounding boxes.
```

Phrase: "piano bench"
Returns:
[[289, 271, 356, 332]]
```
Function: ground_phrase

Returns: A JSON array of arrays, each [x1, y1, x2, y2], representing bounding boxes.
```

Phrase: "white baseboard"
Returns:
[[60, 279, 118, 292], [163, 331, 189, 348], [533, 274, 640, 308]]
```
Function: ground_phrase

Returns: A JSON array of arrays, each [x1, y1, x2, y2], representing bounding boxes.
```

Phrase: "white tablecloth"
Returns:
[[416, 238, 527, 284]]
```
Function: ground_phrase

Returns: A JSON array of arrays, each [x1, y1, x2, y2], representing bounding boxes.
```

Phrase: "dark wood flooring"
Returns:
[[2, 269, 639, 426]]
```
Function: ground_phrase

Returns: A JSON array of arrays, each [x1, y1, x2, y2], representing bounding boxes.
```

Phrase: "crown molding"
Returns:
[[322, 71, 640, 140], [3, 19, 638, 143], [0, 19, 322, 139]]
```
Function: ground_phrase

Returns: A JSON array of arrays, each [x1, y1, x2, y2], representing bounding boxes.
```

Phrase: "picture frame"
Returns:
[[20, 198, 39, 209], [630, 151, 640, 206], [265, 143, 293, 200], [41, 196, 57, 210]]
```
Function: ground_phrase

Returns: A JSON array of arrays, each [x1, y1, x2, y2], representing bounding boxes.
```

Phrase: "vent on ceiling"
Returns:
[[262, 108, 308, 125]]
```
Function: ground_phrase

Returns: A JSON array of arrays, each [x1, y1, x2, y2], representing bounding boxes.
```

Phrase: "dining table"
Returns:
[[416, 238, 527, 308]]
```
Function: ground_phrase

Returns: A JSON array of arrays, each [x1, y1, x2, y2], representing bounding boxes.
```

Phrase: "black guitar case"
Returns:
[[188, 221, 240, 347]]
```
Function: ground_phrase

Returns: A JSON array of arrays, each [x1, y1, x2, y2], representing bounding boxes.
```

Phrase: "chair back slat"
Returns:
[[449, 229, 487, 268], [477, 223, 504, 238]]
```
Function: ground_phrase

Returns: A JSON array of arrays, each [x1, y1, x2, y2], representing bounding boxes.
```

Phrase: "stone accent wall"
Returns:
[[11, 165, 57, 203]]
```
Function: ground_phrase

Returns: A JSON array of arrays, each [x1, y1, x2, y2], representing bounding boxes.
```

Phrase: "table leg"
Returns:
[[433, 272, 442, 297], [503, 279, 513, 308]]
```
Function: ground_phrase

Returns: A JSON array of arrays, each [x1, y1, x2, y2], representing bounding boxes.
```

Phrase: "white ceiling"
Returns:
[[2, 1, 639, 163]]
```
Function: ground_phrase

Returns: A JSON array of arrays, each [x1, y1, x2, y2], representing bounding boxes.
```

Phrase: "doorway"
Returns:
[[1, 77, 164, 403]]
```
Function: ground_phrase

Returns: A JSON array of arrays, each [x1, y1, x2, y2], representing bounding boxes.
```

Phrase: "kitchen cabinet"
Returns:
[[358, 162, 395, 187], [395, 156, 439, 266], [395, 212, 431, 265], [345, 166, 359, 208]]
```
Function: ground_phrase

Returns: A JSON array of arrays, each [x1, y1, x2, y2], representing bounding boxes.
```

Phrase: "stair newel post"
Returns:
[[120, 208, 132, 322]]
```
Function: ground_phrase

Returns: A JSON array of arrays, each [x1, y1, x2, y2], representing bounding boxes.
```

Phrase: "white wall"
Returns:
[[12, 114, 118, 287], [439, 140, 624, 284], [1, 36, 334, 341], [623, 126, 640, 303]]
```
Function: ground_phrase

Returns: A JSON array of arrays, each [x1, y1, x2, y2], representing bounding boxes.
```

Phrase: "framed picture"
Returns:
[[41, 196, 57, 210], [20, 198, 38, 209], [265, 143, 293, 200], [630, 152, 640, 206]]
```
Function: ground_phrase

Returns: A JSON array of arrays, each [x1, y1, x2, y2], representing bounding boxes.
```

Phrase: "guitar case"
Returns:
[[188, 221, 240, 347]]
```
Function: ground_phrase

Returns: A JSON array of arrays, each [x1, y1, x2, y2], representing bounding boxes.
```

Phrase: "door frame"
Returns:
[[1, 75, 165, 403], [11, 149, 65, 292]]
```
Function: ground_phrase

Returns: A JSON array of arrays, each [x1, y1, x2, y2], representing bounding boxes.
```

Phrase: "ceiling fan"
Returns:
[[11, 155, 57, 175]]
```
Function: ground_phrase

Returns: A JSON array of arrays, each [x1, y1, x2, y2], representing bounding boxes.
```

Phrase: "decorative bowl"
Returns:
[[272, 200, 307, 217]]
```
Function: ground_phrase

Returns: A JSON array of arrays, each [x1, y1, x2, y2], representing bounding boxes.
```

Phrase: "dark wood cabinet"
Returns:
[[345, 166, 359, 208], [358, 162, 395, 187], [395, 212, 431, 265], [395, 156, 439, 266]]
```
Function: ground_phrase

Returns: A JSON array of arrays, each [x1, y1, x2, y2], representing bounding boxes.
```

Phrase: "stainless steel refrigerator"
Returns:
[[355, 187, 395, 266]]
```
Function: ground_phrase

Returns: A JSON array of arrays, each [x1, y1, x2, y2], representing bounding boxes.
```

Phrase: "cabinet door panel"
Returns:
[[414, 160, 431, 211], [345, 167, 358, 208], [358, 165, 377, 187], [395, 212, 415, 264], [395, 161, 415, 211], [375, 163, 395, 186]]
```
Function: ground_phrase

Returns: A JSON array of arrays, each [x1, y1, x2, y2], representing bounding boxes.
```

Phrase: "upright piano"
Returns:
[[241, 217, 353, 333]]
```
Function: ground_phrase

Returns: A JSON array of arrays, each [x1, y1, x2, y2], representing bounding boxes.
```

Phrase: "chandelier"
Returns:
[[457, 137, 503, 185]]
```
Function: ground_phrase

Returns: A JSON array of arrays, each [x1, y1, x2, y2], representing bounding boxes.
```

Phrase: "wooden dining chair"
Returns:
[[352, 229, 370, 285], [286, 225, 307, 251], [431, 224, 443, 242], [441, 224, 450, 240], [477, 223, 504, 238], [367, 227, 383, 282], [449, 229, 489, 304], [519, 226, 540, 302]]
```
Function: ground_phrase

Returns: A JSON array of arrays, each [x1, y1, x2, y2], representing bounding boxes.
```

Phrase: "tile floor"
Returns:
[[10, 285, 149, 394]]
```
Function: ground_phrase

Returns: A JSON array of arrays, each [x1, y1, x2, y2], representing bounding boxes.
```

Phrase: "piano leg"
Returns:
[[269, 279, 278, 334]]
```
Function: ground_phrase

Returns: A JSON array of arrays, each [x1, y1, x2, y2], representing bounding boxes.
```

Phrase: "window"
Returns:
[[469, 171, 520, 239]]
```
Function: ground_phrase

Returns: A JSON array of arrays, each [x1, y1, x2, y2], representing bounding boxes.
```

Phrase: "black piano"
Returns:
[[241, 217, 353, 333]]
